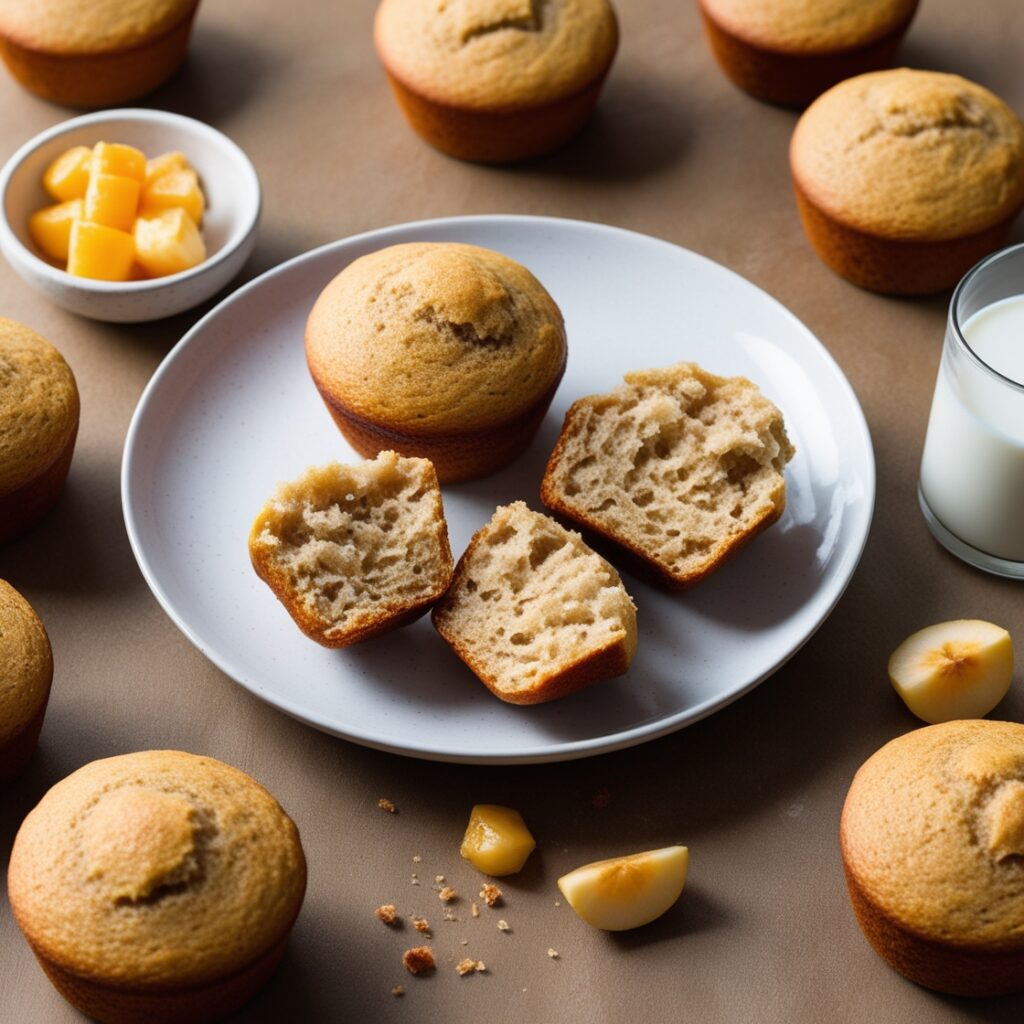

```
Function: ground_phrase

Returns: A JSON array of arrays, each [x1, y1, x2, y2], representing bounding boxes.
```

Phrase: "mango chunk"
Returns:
[[145, 151, 189, 186], [133, 208, 206, 277], [84, 173, 140, 232], [460, 805, 536, 876], [92, 141, 146, 182], [43, 146, 93, 202], [67, 221, 135, 281], [141, 168, 205, 225], [29, 198, 83, 263]]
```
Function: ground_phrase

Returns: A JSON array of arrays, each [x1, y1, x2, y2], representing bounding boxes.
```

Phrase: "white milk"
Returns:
[[920, 295, 1024, 562]]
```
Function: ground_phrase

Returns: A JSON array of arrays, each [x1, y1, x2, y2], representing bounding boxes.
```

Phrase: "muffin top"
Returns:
[[0, 580, 52, 746], [306, 242, 567, 433], [841, 721, 1024, 950], [374, 0, 618, 110], [8, 751, 306, 986], [0, 0, 195, 55], [0, 318, 79, 498], [699, 0, 917, 53], [791, 70, 1024, 241]]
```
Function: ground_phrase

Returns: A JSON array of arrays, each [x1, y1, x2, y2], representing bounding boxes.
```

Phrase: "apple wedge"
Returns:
[[557, 845, 688, 931], [888, 620, 1014, 724]]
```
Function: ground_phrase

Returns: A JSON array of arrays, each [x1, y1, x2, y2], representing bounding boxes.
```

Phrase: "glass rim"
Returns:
[[949, 243, 1024, 396]]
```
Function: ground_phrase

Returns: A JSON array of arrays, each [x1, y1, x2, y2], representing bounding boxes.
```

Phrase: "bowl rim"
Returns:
[[0, 107, 261, 294]]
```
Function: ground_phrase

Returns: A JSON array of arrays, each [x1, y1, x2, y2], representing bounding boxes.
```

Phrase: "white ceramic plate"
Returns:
[[122, 216, 875, 764]]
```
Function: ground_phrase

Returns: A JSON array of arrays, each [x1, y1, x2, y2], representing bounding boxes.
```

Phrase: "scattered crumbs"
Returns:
[[411, 874, 420, 886], [461, 939, 469, 946], [456, 958, 486, 976], [439, 886, 458, 903], [392, 985, 405, 998], [403, 947, 435, 975], [443, 908, 457, 922], [480, 883, 502, 907], [435, 874, 446, 885], [412, 917, 431, 935], [553, 900, 561, 908], [497, 920, 510, 932], [376, 904, 398, 926], [471, 902, 480, 918], [547, 948, 560, 959], [378, 798, 397, 814], [413, 854, 422, 863]]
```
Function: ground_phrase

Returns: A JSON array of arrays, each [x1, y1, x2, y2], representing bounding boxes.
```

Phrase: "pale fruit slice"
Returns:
[[460, 805, 535, 876], [133, 209, 206, 277], [43, 145, 93, 202], [888, 620, 1014, 724], [558, 846, 689, 931]]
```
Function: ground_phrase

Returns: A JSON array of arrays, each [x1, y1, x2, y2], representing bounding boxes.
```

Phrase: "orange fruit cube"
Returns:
[[84, 174, 141, 232], [67, 221, 135, 281], [42, 146, 93, 202], [145, 151, 189, 186], [133, 208, 206, 277], [92, 142, 146, 182], [28, 198, 83, 263], [141, 168, 205, 225]]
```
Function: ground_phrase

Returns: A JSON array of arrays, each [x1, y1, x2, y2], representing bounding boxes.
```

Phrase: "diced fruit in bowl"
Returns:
[[29, 199, 82, 262], [42, 146, 93, 202], [134, 209, 206, 278], [91, 142, 146, 182], [558, 846, 689, 931], [67, 221, 134, 281], [145, 151, 189, 185], [141, 167, 205, 225], [460, 805, 536, 876], [888, 620, 1014, 724], [84, 174, 140, 232]]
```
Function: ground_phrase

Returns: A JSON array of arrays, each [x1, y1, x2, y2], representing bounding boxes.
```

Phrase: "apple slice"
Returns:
[[557, 845, 688, 931], [888, 620, 1014, 724]]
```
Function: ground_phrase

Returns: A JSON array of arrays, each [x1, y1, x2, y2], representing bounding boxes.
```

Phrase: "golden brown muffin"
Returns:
[[0, 318, 79, 543], [699, 0, 918, 107], [791, 69, 1024, 295], [0, 580, 53, 783], [8, 750, 307, 1024], [374, 0, 618, 162], [0, 0, 200, 108], [841, 721, 1024, 996], [306, 242, 567, 483]]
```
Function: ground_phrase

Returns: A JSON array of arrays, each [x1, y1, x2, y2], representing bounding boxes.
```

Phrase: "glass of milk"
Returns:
[[919, 244, 1024, 578]]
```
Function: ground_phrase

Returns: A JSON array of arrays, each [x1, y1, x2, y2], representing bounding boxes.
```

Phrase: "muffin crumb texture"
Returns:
[[403, 946, 436, 974]]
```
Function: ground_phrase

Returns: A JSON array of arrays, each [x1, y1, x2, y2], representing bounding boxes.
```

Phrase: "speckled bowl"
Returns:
[[0, 109, 259, 323]]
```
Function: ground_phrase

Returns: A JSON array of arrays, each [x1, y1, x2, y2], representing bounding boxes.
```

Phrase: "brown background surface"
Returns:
[[2, 1, 1024, 1021]]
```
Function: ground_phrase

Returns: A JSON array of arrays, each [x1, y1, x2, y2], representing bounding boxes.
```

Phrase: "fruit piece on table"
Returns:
[[67, 221, 135, 281], [91, 141, 146, 182], [42, 146, 93, 202], [141, 167, 205, 225], [889, 620, 1014, 724], [460, 805, 536, 876], [145, 151, 189, 186], [29, 198, 83, 263], [83, 173, 140, 232], [133, 209, 206, 277], [558, 846, 689, 931]]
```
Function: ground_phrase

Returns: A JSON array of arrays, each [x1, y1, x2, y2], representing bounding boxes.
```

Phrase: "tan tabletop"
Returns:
[[2, 1, 1024, 1021]]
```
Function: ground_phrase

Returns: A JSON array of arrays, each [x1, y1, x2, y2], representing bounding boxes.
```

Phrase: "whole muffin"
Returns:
[[306, 242, 567, 482], [0, 580, 53, 783], [841, 721, 1024, 996], [699, 0, 918, 107], [0, 318, 79, 543], [0, 0, 200, 108], [791, 69, 1024, 294], [8, 750, 306, 1024], [374, 0, 618, 162]]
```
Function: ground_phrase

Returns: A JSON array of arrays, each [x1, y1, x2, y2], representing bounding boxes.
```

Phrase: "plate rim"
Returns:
[[121, 214, 876, 764]]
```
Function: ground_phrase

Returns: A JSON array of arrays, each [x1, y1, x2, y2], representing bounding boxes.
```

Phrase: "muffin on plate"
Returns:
[[374, 0, 619, 162], [841, 720, 1024, 996], [0, 580, 53, 783], [8, 750, 307, 1024], [790, 69, 1024, 294], [0, 0, 200, 108], [699, 0, 918, 107], [0, 317, 79, 543], [305, 242, 567, 482]]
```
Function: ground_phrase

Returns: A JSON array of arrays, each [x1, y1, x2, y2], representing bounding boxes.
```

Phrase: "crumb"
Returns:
[[547, 948, 559, 959], [471, 902, 480, 918], [392, 984, 404, 997], [439, 886, 458, 903], [413, 854, 422, 863], [378, 798, 397, 814], [591, 787, 611, 809], [443, 908, 457, 922], [456, 958, 486, 976], [411, 874, 420, 886], [461, 939, 469, 945], [435, 874, 445, 884], [497, 920, 510, 932], [403, 947, 435, 975], [479, 883, 502, 907], [554, 900, 561, 908], [412, 917, 431, 934], [376, 904, 398, 926]]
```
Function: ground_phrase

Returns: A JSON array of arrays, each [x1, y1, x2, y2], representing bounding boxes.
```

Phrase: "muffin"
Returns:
[[790, 69, 1024, 295], [305, 242, 567, 483], [0, 581, 53, 783], [841, 721, 1024, 996], [0, 318, 79, 543], [8, 750, 306, 1024], [0, 0, 200, 108], [699, 0, 918, 107], [374, 0, 618, 162]]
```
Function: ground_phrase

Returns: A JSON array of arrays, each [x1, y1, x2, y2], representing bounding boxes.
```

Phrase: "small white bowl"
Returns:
[[0, 108, 260, 323]]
